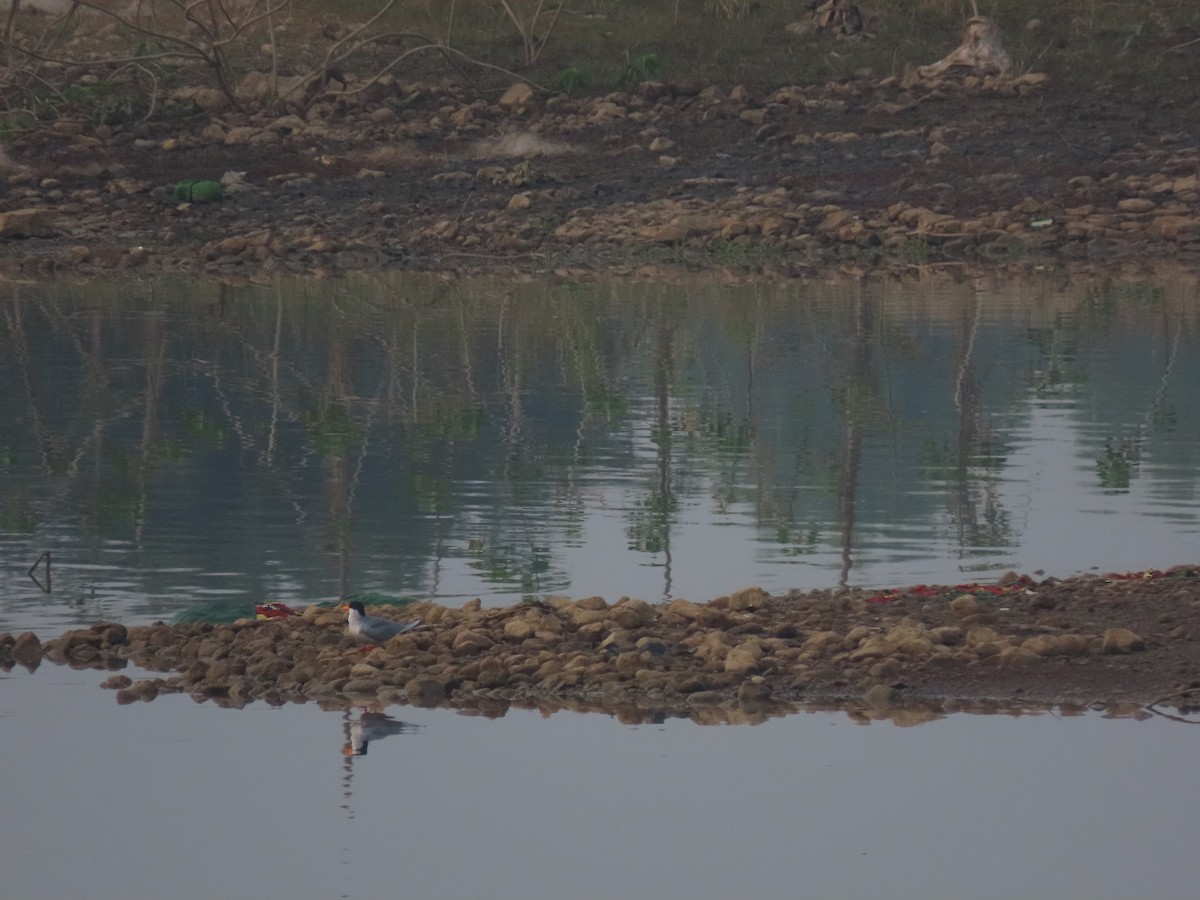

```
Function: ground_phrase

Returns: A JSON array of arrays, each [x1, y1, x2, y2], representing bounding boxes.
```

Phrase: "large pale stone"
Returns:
[[499, 83, 535, 110], [451, 629, 493, 656], [724, 645, 761, 675], [728, 586, 766, 610], [1101, 628, 1144, 654], [1148, 215, 1200, 241], [949, 594, 983, 619], [0, 207, 54, 238], [1117, 198, 1156, 214]]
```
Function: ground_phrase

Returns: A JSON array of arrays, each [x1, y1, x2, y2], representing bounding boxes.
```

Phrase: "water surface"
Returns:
[[3, 270, 1199, 633], [1, 665, 1195, 900], [3, 269, 1199, 900]]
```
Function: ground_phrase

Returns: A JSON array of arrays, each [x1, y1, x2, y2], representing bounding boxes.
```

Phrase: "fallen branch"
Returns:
[[918, 15, 1012, 79], [28, 550, 51, 593], [281, 33, 546, 110]]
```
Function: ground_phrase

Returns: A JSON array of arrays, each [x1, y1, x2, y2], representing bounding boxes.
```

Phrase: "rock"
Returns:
[[1117, 198, 1156, 214], [0, 146, 31, 173], [451, 629, 494, 656], [966, 625, 1002, 647], [477, 658, 508, 687], [611, 650, 640, 675], [724, 639, 765, 675], [737, 678, 772, 707], [1171, 175, 1200, 194], [503, 618, 536, 641], [801, 631, 842, 656], [666, 598, 729, 628], [101, 674, 133, 690], [849, 636, 893, 661], [1019, 634, 1052, 656], [224, 127, 276, 147], [722, 647, 760, 676], [996, 646, 1039, 667], [1148, 215, 1200, 241], [929, 626, 964, 646], [108, 177, 152, 195], [11, 632, 44, 668], [342, 677, 382, 695], [1101, 628, 1144, 654], [1020, 634, 1091, 657], [894, 636, 936, 658], [268, 114, 308, 133], [949, 594, 984, 619], [728, 586, 766, 610], [499, 83, 535, 110], [130, 679, 159, 702], [236, 71, 272, 103], [609, 598, 654, 628], [973, 641, 1003, 659], [646, 221, 690, 243], [570, 606, 604, 626], [818, 210, 856, 233], [553, 223, 594, 243], [0, 208, 55, 238], [635, 636, 669, 656], [864, 683, 899, 710], [206, 658, 245, 681], [589, 101, 626, 122], [191, 88, 228, 111], [506, 192, 533, 211]]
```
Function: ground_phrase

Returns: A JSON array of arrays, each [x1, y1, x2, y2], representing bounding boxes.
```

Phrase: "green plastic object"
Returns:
[[172, 179, 225, 203]]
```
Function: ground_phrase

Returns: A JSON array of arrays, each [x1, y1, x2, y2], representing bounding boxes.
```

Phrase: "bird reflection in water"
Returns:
[[342, 708, 418, 757], [340, 708, 420, 826]]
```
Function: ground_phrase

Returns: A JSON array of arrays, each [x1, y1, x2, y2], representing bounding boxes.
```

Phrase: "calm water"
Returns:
[[3, 269, 1200, 634], [2, 269, 1199, 899], [1, 666, 1196, 900]]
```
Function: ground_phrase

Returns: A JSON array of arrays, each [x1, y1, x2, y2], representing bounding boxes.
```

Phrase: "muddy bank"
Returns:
[[3, 62, 1200, 279], [4, 567, 1199, 724]]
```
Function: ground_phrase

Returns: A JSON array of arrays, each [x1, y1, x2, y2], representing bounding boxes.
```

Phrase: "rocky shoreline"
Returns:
[[4, 567, 1199, 724], [3, 66, 1200, 280]]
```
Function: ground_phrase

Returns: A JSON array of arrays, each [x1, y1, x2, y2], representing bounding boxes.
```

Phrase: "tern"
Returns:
[[342, 599, 422, 646]]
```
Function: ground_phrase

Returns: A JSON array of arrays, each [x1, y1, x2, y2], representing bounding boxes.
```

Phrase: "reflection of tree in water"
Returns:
[[945, 285, 1011, 555], [5, 273, 1200, 610], [625, 316, 678, 597], [828, 288, 887, 587], [1093, 306, 1182, 493], [461, 289, 570, 596]]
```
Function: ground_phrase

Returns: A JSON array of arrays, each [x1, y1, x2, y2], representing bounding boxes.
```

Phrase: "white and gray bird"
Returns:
[[342, 600, 422, 646]]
